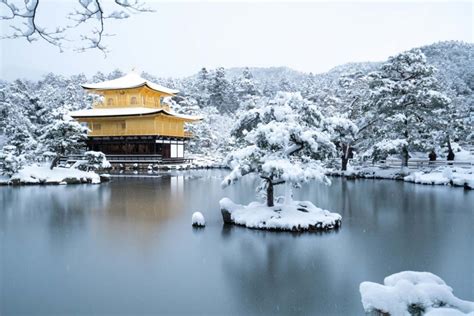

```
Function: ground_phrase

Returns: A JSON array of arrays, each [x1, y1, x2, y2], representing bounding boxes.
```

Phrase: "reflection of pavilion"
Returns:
[[91, 175, 187, 250]]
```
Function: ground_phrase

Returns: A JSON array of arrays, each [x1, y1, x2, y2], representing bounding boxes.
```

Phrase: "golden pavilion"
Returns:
[[70, 71, 201, 158]]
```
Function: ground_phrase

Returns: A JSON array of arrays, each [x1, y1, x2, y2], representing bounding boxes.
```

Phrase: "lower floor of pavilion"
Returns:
[[86, 136, 188, 158]]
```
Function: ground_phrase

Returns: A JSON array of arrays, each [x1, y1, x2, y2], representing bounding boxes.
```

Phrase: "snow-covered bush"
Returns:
[[0, 145, 26, 176], [75, 151, 111, 171], [222, 92, 336, 207]]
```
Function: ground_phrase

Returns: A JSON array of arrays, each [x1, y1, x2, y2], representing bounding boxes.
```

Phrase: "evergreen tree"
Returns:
[[365, 49, 451, 167], [235, 67, 259, 99], [223, 92, 336, 207], [3, 110, 37, 158], [195, 67, 211, 107], [325, 117, 358, 171], [38, 110, 88, 169], [0, 145, 26, 176], [209, 67, 237, 113]]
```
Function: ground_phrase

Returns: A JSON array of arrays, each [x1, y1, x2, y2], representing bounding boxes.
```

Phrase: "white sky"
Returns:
[[0, 0, 472, 80]]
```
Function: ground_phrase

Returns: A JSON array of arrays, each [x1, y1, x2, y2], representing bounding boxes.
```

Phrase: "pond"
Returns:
[[1, 170, 473, 315]]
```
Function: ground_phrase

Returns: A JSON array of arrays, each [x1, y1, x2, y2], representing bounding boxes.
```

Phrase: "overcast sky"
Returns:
[[0, 0, 472, 80]]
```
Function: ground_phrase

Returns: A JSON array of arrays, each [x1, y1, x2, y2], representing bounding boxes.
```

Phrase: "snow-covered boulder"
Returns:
[[219, 197, 341, 232], [360, 271, 474, 316], [192, 212, 206, 227]]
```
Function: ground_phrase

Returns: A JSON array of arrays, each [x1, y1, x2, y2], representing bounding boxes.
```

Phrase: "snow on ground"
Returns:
[[191, 212, 206, 227], [404, 167, 474, 189], [219, 197, 341, 232], [360, 271, 474, 316], [190, 154, 225, 169], [330, 166, 474, 189], [6, 165, 101, 185]]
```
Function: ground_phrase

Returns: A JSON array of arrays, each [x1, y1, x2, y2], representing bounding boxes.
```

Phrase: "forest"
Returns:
[[0, 41, 473, 175]]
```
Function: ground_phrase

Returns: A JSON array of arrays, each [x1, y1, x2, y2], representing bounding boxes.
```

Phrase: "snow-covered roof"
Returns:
[[82, 71, 179, 95], [69, 107, 201, 121]]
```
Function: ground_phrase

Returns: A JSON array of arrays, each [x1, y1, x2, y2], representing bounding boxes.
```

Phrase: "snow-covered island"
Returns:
[[4, 165, 102, 185], [220, 197, 341, 232], [220, 92, 343, 232], [360, 271, 474, 316], [0, 149, 111, 186]]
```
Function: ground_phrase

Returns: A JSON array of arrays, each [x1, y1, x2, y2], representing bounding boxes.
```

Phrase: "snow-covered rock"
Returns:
[[8, 165, 101, 185], [191, 212, 206, 227], [360, 271, 474, 316], [219, 197, 341, 232]]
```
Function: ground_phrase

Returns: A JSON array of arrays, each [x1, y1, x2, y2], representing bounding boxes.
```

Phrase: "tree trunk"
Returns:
[[50, 155, 61, 170], [341, 143, 348, 171], [447, 136, 455, 161], [341, 157, 348, 171], [401, 146, 409, 167], [402, 119, 409, 168], [266, 180, 274, 207]]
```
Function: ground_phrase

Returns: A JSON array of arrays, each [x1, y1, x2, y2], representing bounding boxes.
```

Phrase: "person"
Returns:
[[429, 150, 437, 162]]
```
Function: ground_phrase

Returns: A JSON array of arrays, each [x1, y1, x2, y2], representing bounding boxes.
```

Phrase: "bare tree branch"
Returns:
[[0, 0, 154, 55]]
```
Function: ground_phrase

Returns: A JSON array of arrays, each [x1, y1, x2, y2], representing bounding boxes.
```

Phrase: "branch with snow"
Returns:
[[0, 0, 154, 54]]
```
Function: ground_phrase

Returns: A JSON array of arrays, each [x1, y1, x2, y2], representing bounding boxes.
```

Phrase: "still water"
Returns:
[[1, 170, 473, 315]]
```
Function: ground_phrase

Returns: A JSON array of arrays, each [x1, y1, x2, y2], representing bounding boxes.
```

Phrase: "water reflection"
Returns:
[[1, 171, 473, 315]]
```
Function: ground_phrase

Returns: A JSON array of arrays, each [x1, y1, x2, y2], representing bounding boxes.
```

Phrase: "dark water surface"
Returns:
[[1, 170, 473, 315]]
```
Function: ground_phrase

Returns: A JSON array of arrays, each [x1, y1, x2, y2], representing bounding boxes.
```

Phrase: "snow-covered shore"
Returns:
[[189, 154, 226, 169], [329, 166, 474, 189], [219, 197, 342, 232], [360, 271, 474, 316], [0, 165, 104, 185]]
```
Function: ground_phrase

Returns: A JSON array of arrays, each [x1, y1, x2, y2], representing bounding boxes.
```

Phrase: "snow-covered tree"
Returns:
[[325, 116, 358, 171], [222, 92, 336, 207], [194, 67, 211, 107], [364, 49, 451, 167], [235, 67, 259, 99], [0, 145, 26, 176], [209, 67, 237, 113], [3, 110, 37, 158], [38, 111, 88, 169]]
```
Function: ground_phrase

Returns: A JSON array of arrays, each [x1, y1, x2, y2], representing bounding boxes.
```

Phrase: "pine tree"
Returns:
[[209, 67, 237, 113], [325, 117, 358, 171], [365, 49, 451, 167], [0, 145, 26, 176], [236, 67, 259, 99], [38, 110, 88, 169], [223, 92, 336, 207], [195, 67, 211, 107]]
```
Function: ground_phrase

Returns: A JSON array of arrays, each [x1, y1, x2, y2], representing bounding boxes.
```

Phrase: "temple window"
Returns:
[[130, 96, 137, 105]]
